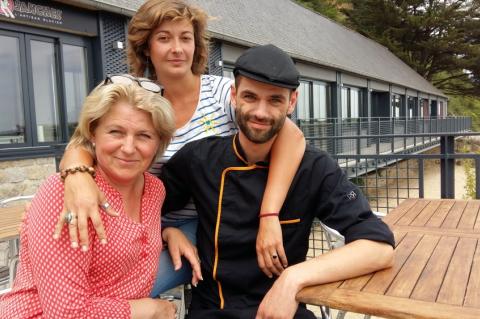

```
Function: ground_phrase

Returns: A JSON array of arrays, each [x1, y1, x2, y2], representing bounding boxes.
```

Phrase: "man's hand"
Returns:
[[53, 172, 118, 251], [163, 227, 203, 286], [256, 216, 288, 278], [256, 268, 299, 319]]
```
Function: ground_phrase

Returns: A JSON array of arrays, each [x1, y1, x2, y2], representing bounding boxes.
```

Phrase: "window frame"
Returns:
[[0, 22, 94, 159], [296, 78, 330, 122]]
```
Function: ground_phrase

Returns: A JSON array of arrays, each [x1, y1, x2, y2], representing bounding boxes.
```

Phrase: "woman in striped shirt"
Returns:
[[55, 0, 306, 297]]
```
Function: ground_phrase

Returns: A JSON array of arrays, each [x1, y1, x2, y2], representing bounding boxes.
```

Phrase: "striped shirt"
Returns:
[[150, 74, 237, 223]]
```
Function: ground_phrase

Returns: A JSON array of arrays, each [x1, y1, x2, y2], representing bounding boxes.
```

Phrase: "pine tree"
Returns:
[[343, 0, 480, 97]]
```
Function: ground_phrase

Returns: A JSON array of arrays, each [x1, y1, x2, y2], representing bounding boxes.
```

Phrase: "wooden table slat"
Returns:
[[464, 242, 480, 308], [437, 237, 477, 305], [386, 234, 440, 298], [458, 201, 480, 229], [0, 204, 25, 240], [363, 232, 422, 294], [339, 273, 372, 291], [396, 200, 429, 226], [382, 198, 419, 225], [318, 288, 480, 319], [476, 209, 480, 230], [441, 200, 467, 229], [426, 199, 455, 228], [410, 236, 458, 302], [410, 200, 441, 227], [393, 230, 408, 245]]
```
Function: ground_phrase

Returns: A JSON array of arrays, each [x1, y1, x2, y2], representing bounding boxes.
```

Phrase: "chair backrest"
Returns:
[[320, 211, 385, 250], [0, 195, 34, 207], [0, 287, 11, 296]]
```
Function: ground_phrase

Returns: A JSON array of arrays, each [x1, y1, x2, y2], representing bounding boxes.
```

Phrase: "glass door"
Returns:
[[26, 35, 62, 143], [0, 28, 92, 150], [62, 43, 89, 137], [0, 31, 28, 145]]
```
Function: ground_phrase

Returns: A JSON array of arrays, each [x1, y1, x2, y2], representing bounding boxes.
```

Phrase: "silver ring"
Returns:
[[101, 202, 110, 210], [64, 211, 77, 225]]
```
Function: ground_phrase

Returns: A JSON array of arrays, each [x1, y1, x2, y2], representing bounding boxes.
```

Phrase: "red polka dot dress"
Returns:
[[0, 170, 164, 318]]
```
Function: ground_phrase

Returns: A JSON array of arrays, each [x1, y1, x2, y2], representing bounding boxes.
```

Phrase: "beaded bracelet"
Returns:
[[60, 165, 96, 182], [259, 212, 280, 218]]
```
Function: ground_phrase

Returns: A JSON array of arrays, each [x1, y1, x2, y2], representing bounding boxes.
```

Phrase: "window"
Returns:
[[0, 29, 91, 151], [407, 97, 417, 118], [341, 86, 362, 119], [297, 81, 311, 120], [0, 33, 25, 144], [297, 80, 329, 121], [63, 44, 88, 137], [222, 66, 234, 80], [391, 94, 401, 118]]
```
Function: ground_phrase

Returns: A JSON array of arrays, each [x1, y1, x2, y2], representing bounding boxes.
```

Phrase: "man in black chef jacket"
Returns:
[[161, 44, 395, 319]]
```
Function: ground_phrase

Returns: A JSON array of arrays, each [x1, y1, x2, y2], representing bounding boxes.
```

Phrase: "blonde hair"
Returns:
[[127, 0, 209, 79], [69, 81, 175, 162]]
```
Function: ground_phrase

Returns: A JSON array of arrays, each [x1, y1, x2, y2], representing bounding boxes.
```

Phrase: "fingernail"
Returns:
[[71, 242, 79, 249], [53, 233, 59, 240], [200, 276, 204, 281], [100, 238, 107, 245], [114, 211, 120, 216], [193, 282, 197, 287], [81, 245, 88, 252], [283, 264, 288, 268]]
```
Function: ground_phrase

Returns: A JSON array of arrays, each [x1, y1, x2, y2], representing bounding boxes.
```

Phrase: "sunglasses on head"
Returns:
[[104, 74, 163, 94]]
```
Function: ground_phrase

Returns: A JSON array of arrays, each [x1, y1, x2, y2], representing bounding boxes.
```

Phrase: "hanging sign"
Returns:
[[0, 0, 98, 36]]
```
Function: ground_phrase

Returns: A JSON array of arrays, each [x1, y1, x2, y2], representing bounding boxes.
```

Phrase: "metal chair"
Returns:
[[0, 195, 33, 288], [159, 284, 188, 319]]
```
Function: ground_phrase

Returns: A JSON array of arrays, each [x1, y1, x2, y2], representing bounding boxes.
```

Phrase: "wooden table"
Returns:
[[0, 204, 25, 241], [297, 198, 480, 319], [0, 203, 25, 287]]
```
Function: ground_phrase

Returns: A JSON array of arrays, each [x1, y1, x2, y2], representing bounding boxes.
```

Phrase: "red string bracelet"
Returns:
[[259, 212, 279, 218]]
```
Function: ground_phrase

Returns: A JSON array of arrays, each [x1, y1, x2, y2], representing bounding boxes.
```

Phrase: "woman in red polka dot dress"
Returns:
[[0, 77, 194, 318]]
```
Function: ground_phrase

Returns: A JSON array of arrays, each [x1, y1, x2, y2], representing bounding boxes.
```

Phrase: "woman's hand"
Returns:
[[256, 216, 288, 278], [162, 227, 203, 286], [53, 172, 118, 251], [129, 298, 177, 319]]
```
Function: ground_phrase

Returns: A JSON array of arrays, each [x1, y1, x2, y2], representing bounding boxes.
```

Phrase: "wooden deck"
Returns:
[[297, 198, 480, 319]]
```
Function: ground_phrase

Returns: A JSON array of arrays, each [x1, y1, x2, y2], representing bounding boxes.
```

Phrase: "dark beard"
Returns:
[[235, 108, 286, 144]]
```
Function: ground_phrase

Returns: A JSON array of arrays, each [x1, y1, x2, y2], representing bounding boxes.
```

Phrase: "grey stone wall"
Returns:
[[0, 158, 56, 200]]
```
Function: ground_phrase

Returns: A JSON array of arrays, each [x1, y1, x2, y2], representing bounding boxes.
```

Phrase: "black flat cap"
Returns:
[[233, 44, 300, 89]]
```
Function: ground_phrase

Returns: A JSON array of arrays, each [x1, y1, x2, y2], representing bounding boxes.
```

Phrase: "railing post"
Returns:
[[419, 158, 424, 198], [356, 119, 361, 156], [440, 135, 455, 198], [376, 118, 380, 154], [391, 118, 395, 152]]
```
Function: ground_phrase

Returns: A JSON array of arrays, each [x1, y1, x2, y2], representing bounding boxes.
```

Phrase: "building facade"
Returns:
[[0, 0, 454, 198]]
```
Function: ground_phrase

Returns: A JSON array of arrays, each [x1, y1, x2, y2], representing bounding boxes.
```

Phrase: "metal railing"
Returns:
[[306, 132, 480, 213], [298, 116, 471, 156], [307, 128, 480, 256]]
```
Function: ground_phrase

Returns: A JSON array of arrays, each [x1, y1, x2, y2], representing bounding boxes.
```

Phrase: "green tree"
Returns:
[[343, 0, 480, 97]]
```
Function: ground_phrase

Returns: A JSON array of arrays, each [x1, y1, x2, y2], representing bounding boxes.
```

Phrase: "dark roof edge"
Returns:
[[210, 32, 446, 99], [55, 0, 137, 17]]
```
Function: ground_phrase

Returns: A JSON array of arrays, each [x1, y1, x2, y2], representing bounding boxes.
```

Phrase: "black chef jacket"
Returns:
[[161, 134, 395, 319]]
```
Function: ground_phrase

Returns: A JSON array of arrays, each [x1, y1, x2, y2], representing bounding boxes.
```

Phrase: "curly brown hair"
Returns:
[[127, 0, 209, 80]]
